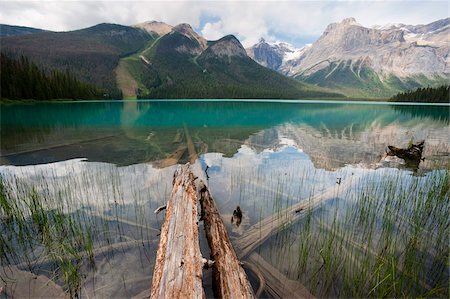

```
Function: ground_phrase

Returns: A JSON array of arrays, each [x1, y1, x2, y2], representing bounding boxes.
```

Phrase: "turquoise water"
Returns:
[[1, 101, 449, 167], [0, 101, 449, 298]]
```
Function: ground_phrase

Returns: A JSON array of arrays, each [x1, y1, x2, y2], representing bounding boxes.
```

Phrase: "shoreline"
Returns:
[[1, 98, 449, 106]]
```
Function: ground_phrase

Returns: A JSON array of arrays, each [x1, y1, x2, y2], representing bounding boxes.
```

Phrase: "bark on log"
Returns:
[[150, 164, 204, 299], [199, 180, 255, 299]]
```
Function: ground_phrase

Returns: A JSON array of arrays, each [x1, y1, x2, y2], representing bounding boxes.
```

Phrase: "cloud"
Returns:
[[0, 1, 448, 47], [201, 21, 225, 41]]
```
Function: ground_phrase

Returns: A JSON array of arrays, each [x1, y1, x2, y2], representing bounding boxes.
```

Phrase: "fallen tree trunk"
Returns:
[[150, 164, 204, 299], [199, 181, 255, 299]]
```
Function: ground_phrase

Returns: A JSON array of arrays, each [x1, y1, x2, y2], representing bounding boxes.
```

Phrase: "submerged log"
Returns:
[[386, 140, 424, 165], [150, 164, 204, 299], [234, 179, 353, 259], [183, 124, 198, 163], [247, 253, 314, 299], [199, 180, 255, 299], [154, 144, 187, 168]]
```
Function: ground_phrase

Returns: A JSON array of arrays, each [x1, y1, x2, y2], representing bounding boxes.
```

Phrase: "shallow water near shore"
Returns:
[[1, 100, 449, 298]]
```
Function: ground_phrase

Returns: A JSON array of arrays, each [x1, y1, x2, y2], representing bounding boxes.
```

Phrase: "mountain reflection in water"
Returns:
[[1, 101, 448, 172]]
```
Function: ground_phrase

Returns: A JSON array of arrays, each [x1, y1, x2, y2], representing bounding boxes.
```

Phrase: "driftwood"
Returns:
[[150, 164, 204, 299], [199, 180, 255, 299], [386, 140, 424, 168]]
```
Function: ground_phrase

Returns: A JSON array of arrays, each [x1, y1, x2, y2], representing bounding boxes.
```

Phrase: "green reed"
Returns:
[[291, 170, 450, 298], [0, 164, 166, 297]]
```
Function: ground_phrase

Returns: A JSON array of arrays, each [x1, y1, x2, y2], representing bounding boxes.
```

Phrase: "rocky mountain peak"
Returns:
[[134, 21, 173, 36], [204, 35, 247, 59], [172, 23, 208, 50], [173, 23, 194, 35], [247, 39, 306, 71], [320, 16, 407, 51], [341, 17, 358, 26], [325, 17, 361, 33]]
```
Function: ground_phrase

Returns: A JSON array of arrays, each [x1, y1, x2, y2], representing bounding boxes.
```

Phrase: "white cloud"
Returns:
[[0, 1, 448, 47], [201, 21, 225, 41]]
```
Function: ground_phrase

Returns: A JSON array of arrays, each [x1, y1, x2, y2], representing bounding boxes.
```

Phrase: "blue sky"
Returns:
[[0, 1, 448, 47]]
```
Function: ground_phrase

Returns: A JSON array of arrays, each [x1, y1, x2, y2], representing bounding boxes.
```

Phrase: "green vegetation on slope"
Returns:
[[389, 85, 449, 103], [124, 33, 342, 99], [0, 54, 104, 100], [1, 23, 154, 98], [295, 59, 449, 98]]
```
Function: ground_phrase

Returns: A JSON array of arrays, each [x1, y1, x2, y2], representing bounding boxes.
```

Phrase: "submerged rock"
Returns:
[[0, 266, 68, 298]]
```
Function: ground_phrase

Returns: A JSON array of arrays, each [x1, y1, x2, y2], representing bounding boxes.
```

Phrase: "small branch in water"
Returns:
[[154, 205, 167, 214], [295, 207, 304, 213], [204, 165, 210, 180]]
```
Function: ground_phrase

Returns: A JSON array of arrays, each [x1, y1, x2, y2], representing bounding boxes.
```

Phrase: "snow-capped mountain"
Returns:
[[247, 18, 449, 97]]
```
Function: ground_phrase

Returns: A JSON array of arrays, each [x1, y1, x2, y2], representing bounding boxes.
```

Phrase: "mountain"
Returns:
[[0, 24, 45, 37], [1, 21, 340, 100], [248, 18, 450, 97], [119, 24, 341, 99], [246, 38, 308, 71], [134, 21, 173, 37], [0, 23, 153, 98]]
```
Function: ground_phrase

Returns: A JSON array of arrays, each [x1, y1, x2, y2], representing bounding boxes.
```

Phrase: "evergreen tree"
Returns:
[[389, 85, 449, 103], [0, 54, 104, 101]]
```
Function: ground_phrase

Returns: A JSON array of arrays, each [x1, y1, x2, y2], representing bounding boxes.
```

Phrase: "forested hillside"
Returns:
[[0, 23, 153, 98], [0, 54, 104, 100], [389, 85, 449, 103], [0, 24, 45, 36], [129, 32, 341, 99]]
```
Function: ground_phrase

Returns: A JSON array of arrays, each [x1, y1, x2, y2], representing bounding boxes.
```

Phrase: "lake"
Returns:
[[0, 100, 449, 298]]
